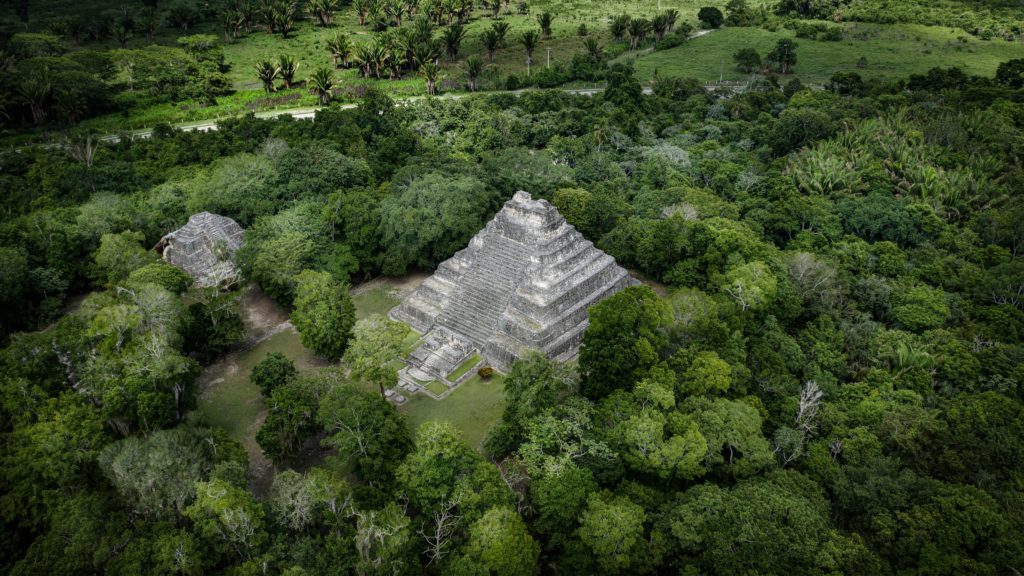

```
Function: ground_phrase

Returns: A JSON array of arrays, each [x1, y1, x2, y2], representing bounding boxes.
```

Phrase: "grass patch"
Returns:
[[447, 354, 482, 381], [401, 372, 506, 452], [194, 328, 320, 450], [352, 286, 401, 320], [627, 23, 1024, 85], [425, 380, 449, 396]]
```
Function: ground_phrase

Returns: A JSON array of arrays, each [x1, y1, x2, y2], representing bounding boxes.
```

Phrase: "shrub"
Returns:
[[478, 365, 494, 379], [698, 7, 724, 29]]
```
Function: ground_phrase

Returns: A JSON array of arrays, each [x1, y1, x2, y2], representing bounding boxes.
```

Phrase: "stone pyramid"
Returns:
[[391, 191, 638, 372], [159, 212, 244, 288]]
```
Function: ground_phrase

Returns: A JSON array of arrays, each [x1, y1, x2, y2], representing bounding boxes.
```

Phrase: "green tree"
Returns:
[[578, 492, 647, 573], [277, 54, 300, 89], [680, 350, 732, 396], [255, 60, 279, 92], [396, 421, 479, 513], [529, 465, 597, 544], [719, 260, 778, 313], [682, 396, 775, 477], [671, 471, 832, 575], [256, 379, 321, 463], [250, 352, 297, 397], [580, 285, 672, 400], [733, 47, 761, 72], [98, 426, 225, 517], [697, 6, 724, 29], [893, 284, 950, 332], [344, 314, 408, 397], [318, 385, 412, 485], [995, 58, 1024, 88], [379, 172, 496, 275], [94, 230, 159, 285], [486, 351, 576, 457], [185, 478, 268, 561], [537, 12, 554, 40], [767, 38, 798, 73], [291, 269, 356, 359], [520, 30, 539, 73], [451, 506, 540, 576], [308, 67, 336, 105], [126, 262, 192, 294]]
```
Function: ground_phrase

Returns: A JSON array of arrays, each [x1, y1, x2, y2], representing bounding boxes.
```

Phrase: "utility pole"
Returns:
[[720, 59, 724, 83], [546, 47, 551, 68]]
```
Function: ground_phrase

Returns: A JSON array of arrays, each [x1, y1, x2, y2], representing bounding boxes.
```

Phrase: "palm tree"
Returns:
[[537, 12, 554, 40], [277, 55, 299, 88], [352, 43, 373, 77], [419, 61, 440, 95], [481, 29, 500, 62], [19, 71, 51, 124], [354, 0, 370, 26], [664, 9, 679, 32], [609, 14, 630, 42], [274, 2, 298, 38], [651, 14, 669, 42], [255, 60, 280, 92], [411, 39, 441, 71], [520, 29, 538, 74], [309, 0, 338, 26], [583, 36, 603, 61], [259, 0, 277, 33], [491, 21, 510, 46], [464, 55, 485, 91], [327, 33, 352, 68], [628, 17, 650, 50], [220, 8, 243, 40], [442, 24, 465, 60], [308, 67, 335, 105]]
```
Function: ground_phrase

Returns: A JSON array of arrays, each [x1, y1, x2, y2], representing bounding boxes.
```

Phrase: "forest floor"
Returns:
[[193, 275, 507, 494]]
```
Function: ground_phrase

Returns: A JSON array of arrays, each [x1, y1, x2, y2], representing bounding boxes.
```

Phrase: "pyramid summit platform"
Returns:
[[391, 190, 638, 373]]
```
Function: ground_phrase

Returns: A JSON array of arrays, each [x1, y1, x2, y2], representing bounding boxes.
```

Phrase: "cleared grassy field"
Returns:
[[628, 22, 1024, 85], [193, 327, 322, 473], [401, 372, 506, 452]]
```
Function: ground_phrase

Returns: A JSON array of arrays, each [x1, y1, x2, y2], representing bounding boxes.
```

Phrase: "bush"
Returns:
[[698, 7, 724, 29], [251, 352, 297, 397], [478, 365, 494, 379], [733, 47, 762, 72]]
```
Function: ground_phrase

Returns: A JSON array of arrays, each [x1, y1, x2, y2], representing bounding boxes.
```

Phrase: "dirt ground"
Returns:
[[349, 272, 427, 297]]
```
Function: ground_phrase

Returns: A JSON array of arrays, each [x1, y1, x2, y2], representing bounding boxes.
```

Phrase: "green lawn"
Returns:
[[425, 380, 449, 396], [193, 328, 321, 455], [351, 286, 401, 320], [628, 22, 1024, 85], [447, 354, 482, 381], [401, 373, 506, 452]]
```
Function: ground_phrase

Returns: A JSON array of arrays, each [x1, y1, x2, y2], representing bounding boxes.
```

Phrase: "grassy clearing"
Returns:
[[628, 23, 1024, 85], [448, 353, 482, 381], [194, 327, 320, 455], [425, 380, 449, 396], [402, 372, 506, 452], [351, 285, 401, 320]]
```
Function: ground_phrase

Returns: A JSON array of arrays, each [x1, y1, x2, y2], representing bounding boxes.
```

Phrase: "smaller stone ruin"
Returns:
[[157, 212, 244, 288]]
